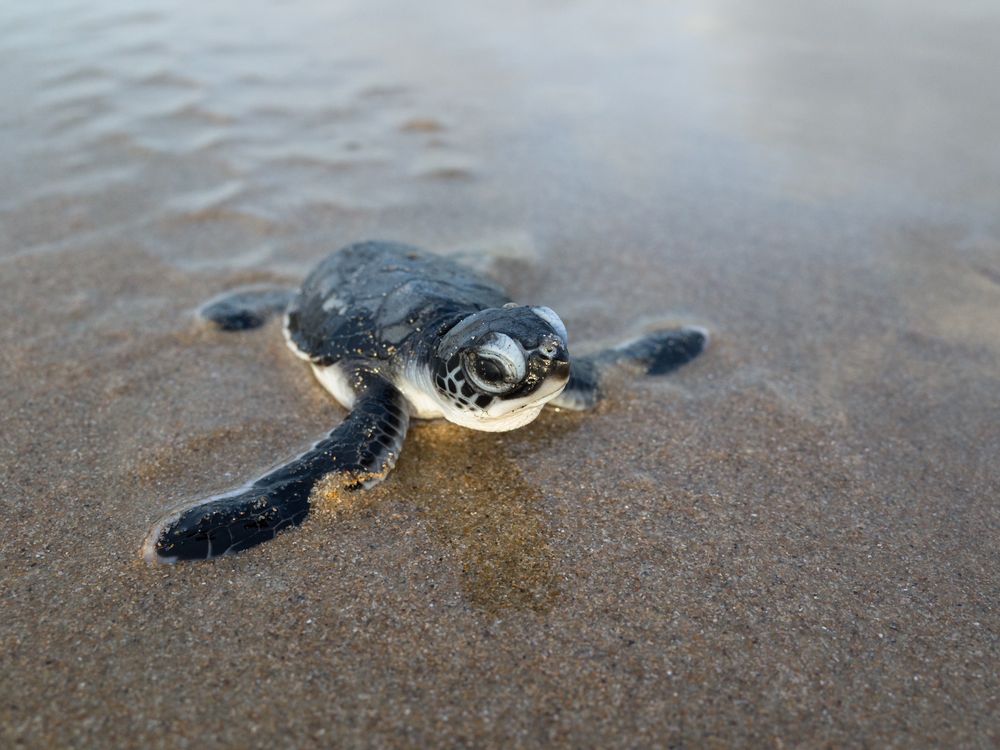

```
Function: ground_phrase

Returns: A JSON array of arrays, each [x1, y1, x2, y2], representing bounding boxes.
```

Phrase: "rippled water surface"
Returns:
[[2, 1, 998, 747]]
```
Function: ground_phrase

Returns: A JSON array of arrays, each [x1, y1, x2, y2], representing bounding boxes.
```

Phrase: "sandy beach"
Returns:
[[1, 0, 997, 747]]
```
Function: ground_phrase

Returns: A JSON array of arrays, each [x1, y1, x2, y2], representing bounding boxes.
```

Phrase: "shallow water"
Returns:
[[2, 0, 998, 747]]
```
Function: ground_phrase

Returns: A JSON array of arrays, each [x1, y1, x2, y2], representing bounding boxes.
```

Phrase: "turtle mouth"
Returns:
[[549, 357, 570, 382], [442, 364, 568, 431]]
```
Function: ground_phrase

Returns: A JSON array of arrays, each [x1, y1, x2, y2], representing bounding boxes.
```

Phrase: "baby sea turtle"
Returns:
[[143, 241, 707, 563]]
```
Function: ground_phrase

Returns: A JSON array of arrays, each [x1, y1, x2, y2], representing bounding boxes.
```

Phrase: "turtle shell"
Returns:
[[285, 241, 510, 365]]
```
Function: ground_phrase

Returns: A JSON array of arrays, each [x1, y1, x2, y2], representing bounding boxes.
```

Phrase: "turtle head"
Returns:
[[431, 304, 570, 432]]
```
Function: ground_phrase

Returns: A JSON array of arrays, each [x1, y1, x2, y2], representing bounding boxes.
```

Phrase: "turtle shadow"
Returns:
[[382, 420, 564, 614]]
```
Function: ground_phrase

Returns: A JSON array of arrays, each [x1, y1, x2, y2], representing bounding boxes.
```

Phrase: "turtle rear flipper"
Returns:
[[551, 326, 708, 411], [198, 286, 296, 331], [143, 375, 409, 563]]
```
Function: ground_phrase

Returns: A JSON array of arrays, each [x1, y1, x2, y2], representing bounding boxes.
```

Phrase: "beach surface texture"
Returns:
[[1, 0, 997, 747]]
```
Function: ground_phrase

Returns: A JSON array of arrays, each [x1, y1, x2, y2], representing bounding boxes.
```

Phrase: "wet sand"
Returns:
[[1, 0, 998, 747]]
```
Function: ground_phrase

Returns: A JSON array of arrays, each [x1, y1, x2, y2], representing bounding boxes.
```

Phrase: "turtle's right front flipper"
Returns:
[[142, 376, 409, 563]]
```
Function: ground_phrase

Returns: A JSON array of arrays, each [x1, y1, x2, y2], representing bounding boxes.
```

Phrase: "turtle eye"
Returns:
[[463, 333, 525, 394], [474, 356, 507, 384], [464, 352, 518, 394]]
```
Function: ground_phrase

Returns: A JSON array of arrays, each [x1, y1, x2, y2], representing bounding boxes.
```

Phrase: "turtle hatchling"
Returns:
[[143, 241, 708, 562]]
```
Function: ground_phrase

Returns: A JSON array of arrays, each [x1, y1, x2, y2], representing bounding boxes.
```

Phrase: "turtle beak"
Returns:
[[537, 341, 570, 382], [551, 355, 570, 382]]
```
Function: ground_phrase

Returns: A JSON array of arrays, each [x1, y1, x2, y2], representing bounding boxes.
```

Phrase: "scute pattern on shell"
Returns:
[[286, 241, 510, 366]]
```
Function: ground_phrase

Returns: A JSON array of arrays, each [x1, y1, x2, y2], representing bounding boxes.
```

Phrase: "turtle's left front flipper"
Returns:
[[142, 376, 409, 563], [552, 326, 708, 410]]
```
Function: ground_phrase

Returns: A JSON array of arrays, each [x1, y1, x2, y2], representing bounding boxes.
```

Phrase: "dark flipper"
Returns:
[[198, 286, 296, 331], [551, 326, 708, 410], [142, 376, 409, 563], [604, 326, 709, 375]]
